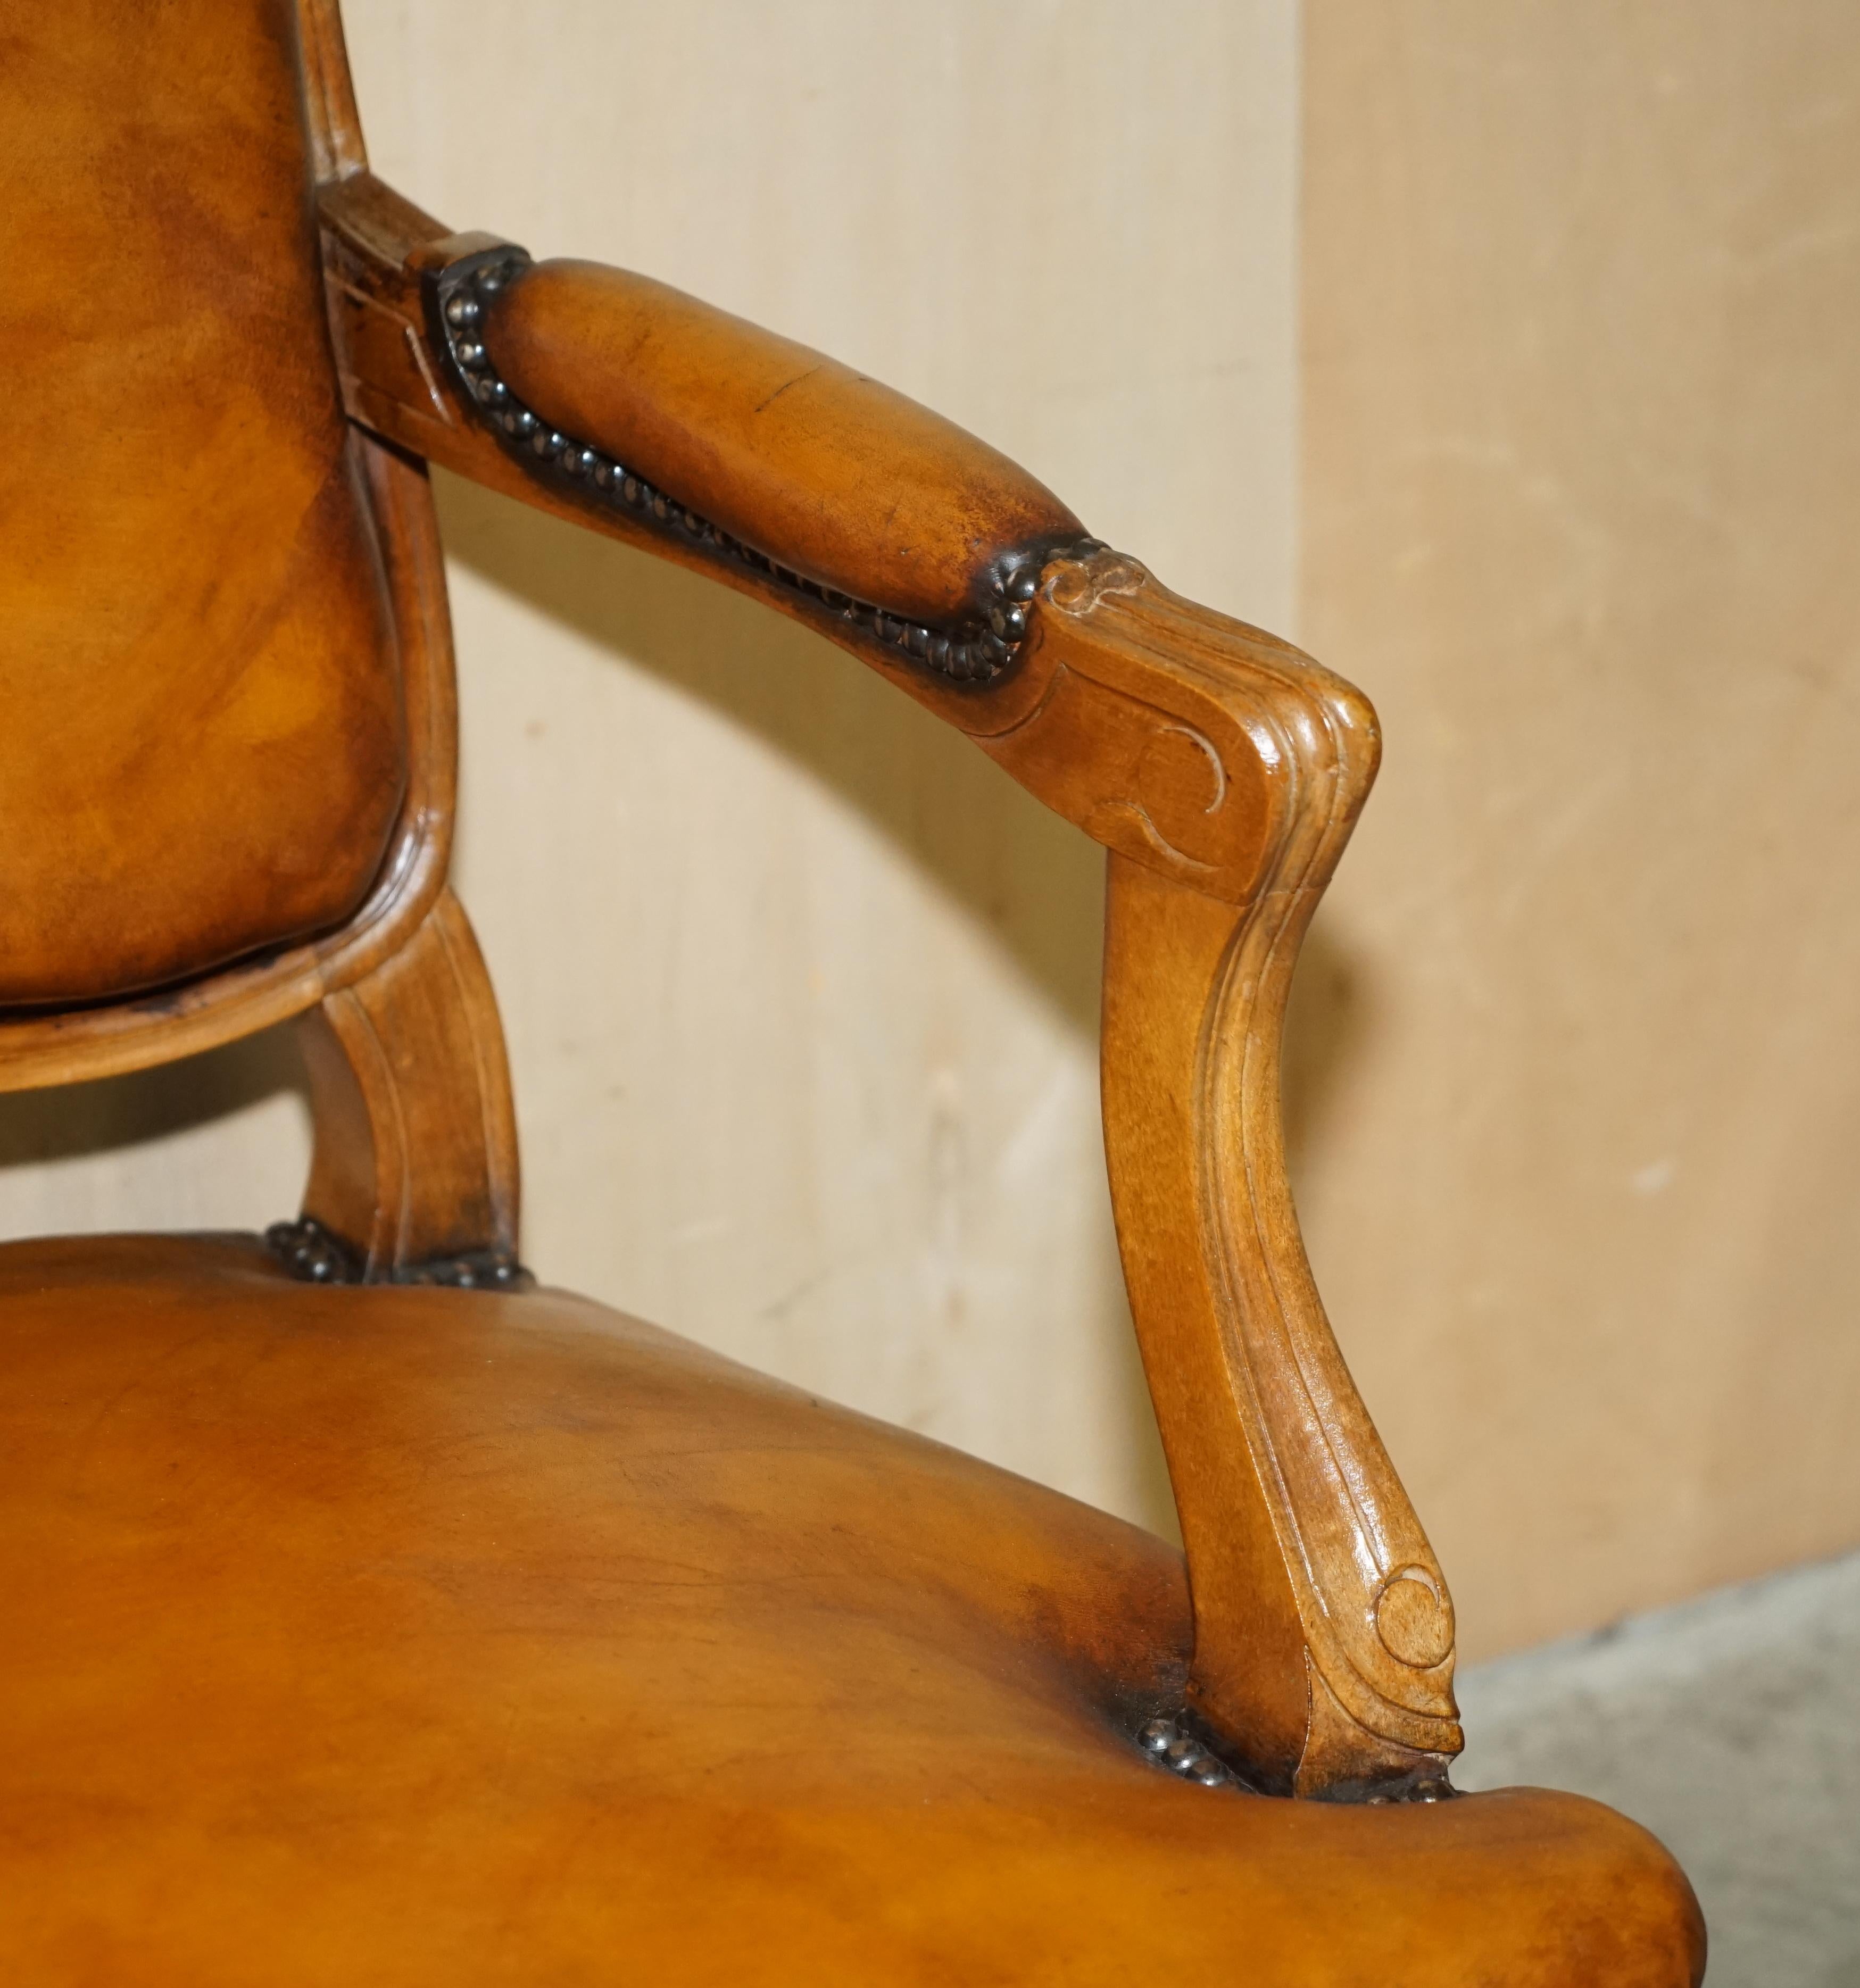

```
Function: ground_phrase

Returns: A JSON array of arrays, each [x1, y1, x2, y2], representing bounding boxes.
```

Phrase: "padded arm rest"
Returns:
[[480, 259, 1087, 638], [318, 168, 1464, 1802], [319, 174, 1092, 693]]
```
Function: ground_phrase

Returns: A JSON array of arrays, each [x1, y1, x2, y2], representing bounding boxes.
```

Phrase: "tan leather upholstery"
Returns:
[[0, 0, 408, 1005], [0, 1236, 1702, 1984], [484, 259, 1086, 627]]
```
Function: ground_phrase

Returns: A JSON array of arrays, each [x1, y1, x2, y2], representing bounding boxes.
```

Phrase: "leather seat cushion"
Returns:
[[0, 1234, 1700, 1984]]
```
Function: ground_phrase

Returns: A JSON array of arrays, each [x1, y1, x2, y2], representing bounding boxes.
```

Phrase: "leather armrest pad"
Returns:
[[481, 258, 1086, 627]]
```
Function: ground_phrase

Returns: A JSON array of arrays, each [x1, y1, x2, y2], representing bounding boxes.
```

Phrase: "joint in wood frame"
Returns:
[[273, 887, 529, 1291]]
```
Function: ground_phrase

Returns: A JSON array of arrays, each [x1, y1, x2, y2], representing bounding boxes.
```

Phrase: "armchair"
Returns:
[[0, 1, 1703, 1979]]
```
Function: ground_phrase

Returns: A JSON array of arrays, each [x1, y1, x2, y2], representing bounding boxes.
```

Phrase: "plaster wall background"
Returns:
[[1297, 0, 1860, 1653]]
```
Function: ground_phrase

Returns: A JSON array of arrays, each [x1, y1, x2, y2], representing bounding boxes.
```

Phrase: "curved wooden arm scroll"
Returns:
[[315, 169, 1460, 1799], [1033, 555, 1463, 1798]]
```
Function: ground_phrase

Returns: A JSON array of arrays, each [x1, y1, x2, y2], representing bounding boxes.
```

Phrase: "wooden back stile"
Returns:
[[0, 0, 520, 1283]]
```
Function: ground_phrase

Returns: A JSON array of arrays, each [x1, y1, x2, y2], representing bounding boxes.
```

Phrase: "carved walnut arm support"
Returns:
[[317, 171, 1460, 1799]]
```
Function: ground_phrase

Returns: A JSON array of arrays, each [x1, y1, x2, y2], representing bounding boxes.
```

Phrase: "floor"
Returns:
[[1456, 1552, 1860, 1987]]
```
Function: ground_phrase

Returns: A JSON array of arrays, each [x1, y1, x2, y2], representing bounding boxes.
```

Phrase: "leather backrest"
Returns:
[[0, 0, 408, 1007]]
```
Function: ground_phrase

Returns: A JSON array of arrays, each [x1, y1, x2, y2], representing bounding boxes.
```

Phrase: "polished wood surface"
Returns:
[[0, 0, 408, 1007], [296, 888, 521, 1280], [1080, 563, 1460, 1797], [0, 1235, 1703, 1986]]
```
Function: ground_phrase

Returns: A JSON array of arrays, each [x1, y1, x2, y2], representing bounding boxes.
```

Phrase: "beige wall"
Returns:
[[1298, 1, 1860, 1654], [0, 3, 1298, 1538]]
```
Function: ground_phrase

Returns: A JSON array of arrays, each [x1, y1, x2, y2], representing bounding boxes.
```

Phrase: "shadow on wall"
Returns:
[[1282, 916, 1380, 1199], [0, 483, 1117, 1210], [436, 473, 1186, 1542], [0, 1028, 306, 1183], [435, 469, 1390, 1138], [434, 472, 1108, 1037]]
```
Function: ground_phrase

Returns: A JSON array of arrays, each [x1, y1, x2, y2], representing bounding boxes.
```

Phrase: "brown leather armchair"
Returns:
[[0, 1, 1703, 1979]]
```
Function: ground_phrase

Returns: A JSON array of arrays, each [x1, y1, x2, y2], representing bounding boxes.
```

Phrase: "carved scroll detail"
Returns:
[[959, 553, 1282, 903], [1052, 552, 1462, 1798], [1198, 842, 1461, 1778]]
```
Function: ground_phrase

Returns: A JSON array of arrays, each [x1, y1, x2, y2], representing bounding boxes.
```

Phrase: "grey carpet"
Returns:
[[1455, 1552, 1860, 1986]]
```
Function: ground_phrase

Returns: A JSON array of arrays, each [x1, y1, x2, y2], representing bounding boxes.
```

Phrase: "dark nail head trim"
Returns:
[[1132, 1708, 1458, 1806], [264, 1217, 536, 1293]]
